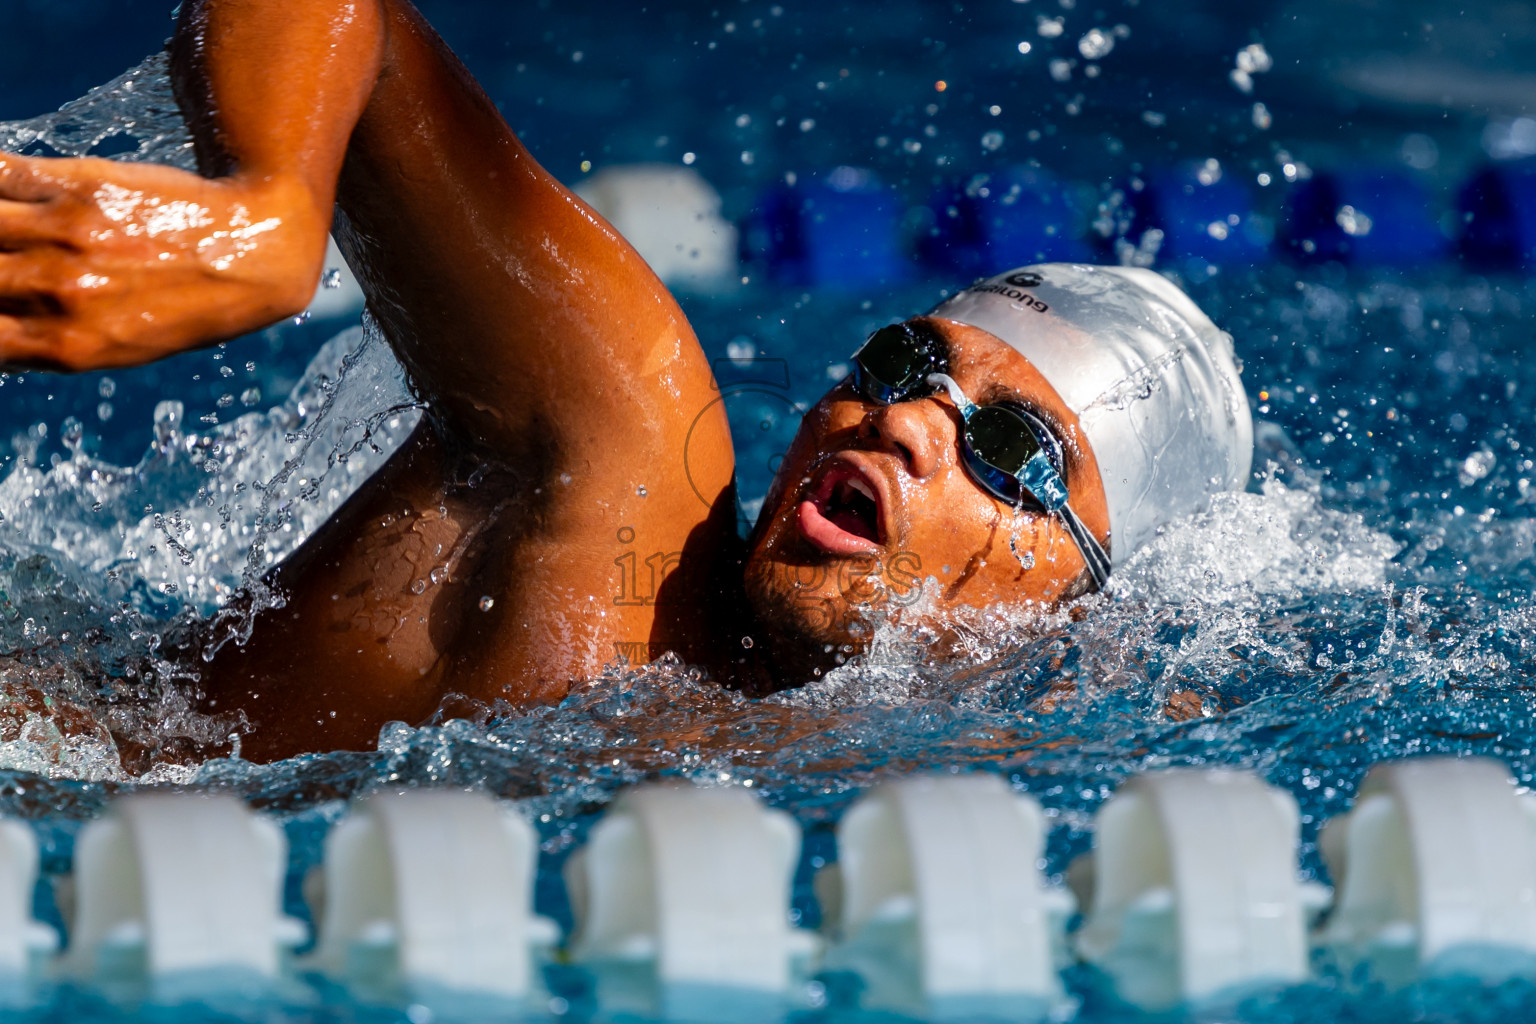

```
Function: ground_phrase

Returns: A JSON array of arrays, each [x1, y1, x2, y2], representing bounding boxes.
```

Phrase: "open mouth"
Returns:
[[796, 461, 886, 555]]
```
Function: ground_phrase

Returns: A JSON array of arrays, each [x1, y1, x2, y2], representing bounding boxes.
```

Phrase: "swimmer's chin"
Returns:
[[739, 560, 880, 687]]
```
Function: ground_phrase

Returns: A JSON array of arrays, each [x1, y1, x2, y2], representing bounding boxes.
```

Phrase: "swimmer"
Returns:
[[0, 0, 1251, 761]]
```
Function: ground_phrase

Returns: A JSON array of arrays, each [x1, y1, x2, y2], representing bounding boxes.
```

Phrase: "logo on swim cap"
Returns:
[[1003, 271, 1043, 287]]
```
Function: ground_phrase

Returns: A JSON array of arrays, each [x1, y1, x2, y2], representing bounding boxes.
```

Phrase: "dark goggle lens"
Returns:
[[964, 404, 1043, 477], [854, 324, 942, 399]]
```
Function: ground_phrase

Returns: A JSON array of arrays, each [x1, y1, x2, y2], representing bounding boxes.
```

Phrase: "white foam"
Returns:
[[0, 324, 418, 617], [1109, 479, 1402, 605]]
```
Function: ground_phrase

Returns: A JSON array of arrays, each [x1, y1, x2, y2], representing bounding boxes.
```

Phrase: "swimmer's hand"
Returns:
[[0, 154, 324, 372]]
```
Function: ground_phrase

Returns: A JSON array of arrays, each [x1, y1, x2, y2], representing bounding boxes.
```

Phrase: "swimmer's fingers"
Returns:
[[0, 251, 62, 302], [0, 200, 73, 249], [0, 315, 71, 373], [0, 155, 58, 204], [0, 254, 103, 370], [0, 153, 78, 247]]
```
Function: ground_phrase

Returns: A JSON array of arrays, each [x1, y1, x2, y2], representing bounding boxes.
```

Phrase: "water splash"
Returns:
[[0, 53, 195, 169], [0, 322, 418, 778]]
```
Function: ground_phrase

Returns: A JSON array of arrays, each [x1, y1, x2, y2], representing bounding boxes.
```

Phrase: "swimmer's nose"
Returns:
[[859, 397, 955, 480]]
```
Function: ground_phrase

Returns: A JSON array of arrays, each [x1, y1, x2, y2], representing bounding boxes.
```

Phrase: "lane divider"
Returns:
[[11, 756, 1536, 1012], [0, 819, 53, 982], [582, 159, 1536, 280], [565, 783, 812, 1018], [819, 773, 1072, 1017], [308, 789, 556, 999], [1318, 757, 1536, 985], [63, 793, 302, 985], [1073, 769, 1329, 1010]]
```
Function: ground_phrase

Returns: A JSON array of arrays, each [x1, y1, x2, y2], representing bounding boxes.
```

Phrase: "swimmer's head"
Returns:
[[743, 263, 1252, 663]]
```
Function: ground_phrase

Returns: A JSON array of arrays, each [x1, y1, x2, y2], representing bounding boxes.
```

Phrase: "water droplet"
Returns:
[[60, 416, 84, 453], [1008, 507, 1036, 570], [323, 268, 343, 289], [97, 376, 115, 399], [429, 567, 447, 585], [97, 401, 114, 422], [219, 364, 234, 378], [410, 579, 427, 595], [636, 485, 648, 497], [741, 636, 754, 648], [1078, 27, 1114, 59], [293, 310, 312, 326], [1335, 205, 1374, 237], [21, 618, 35, 639], [1235, 42, 1272, 74], [1461, 449, 1496, 483], [153, 400, 184, 444], [241, 387, 262, 407], [479, 596, 495, 612], [981, 130, 1005, 152]]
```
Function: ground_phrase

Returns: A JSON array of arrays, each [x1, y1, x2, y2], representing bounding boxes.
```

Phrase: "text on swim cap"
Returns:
[[963, 282, 1050, 313]]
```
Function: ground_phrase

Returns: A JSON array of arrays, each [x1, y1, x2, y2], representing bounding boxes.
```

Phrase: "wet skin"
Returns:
[[745, 317, 1110, 678], [0, 0, 1108, 761]]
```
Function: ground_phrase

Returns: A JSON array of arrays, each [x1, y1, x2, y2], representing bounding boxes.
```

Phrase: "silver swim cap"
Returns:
[[931, 264, 1252, 565]]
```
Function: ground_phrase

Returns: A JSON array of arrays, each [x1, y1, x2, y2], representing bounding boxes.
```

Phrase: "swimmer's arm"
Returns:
[[4, 0, 730, 494], [0, 0, 382, 369], [327, 1, 731, 482]]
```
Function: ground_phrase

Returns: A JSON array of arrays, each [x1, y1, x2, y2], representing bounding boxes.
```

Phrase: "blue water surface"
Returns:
[[2, 0, 1536, 1021]]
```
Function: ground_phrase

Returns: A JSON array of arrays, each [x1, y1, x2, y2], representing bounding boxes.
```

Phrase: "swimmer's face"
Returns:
[[743, 316, 1111, 660]]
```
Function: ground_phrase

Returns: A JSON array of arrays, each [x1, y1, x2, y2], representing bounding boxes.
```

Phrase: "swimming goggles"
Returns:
[[851, 321, 1112, 589]]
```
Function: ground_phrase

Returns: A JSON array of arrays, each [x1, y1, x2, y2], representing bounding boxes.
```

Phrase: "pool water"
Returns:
[[2, 0, 1536, 1020]]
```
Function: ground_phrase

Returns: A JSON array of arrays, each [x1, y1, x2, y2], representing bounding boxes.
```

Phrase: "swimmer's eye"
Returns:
[[852, 322, 949, 404]]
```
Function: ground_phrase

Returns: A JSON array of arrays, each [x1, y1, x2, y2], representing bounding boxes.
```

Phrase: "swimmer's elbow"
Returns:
[[266, 254, 326, 323], [227, 175, 334, 327]]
